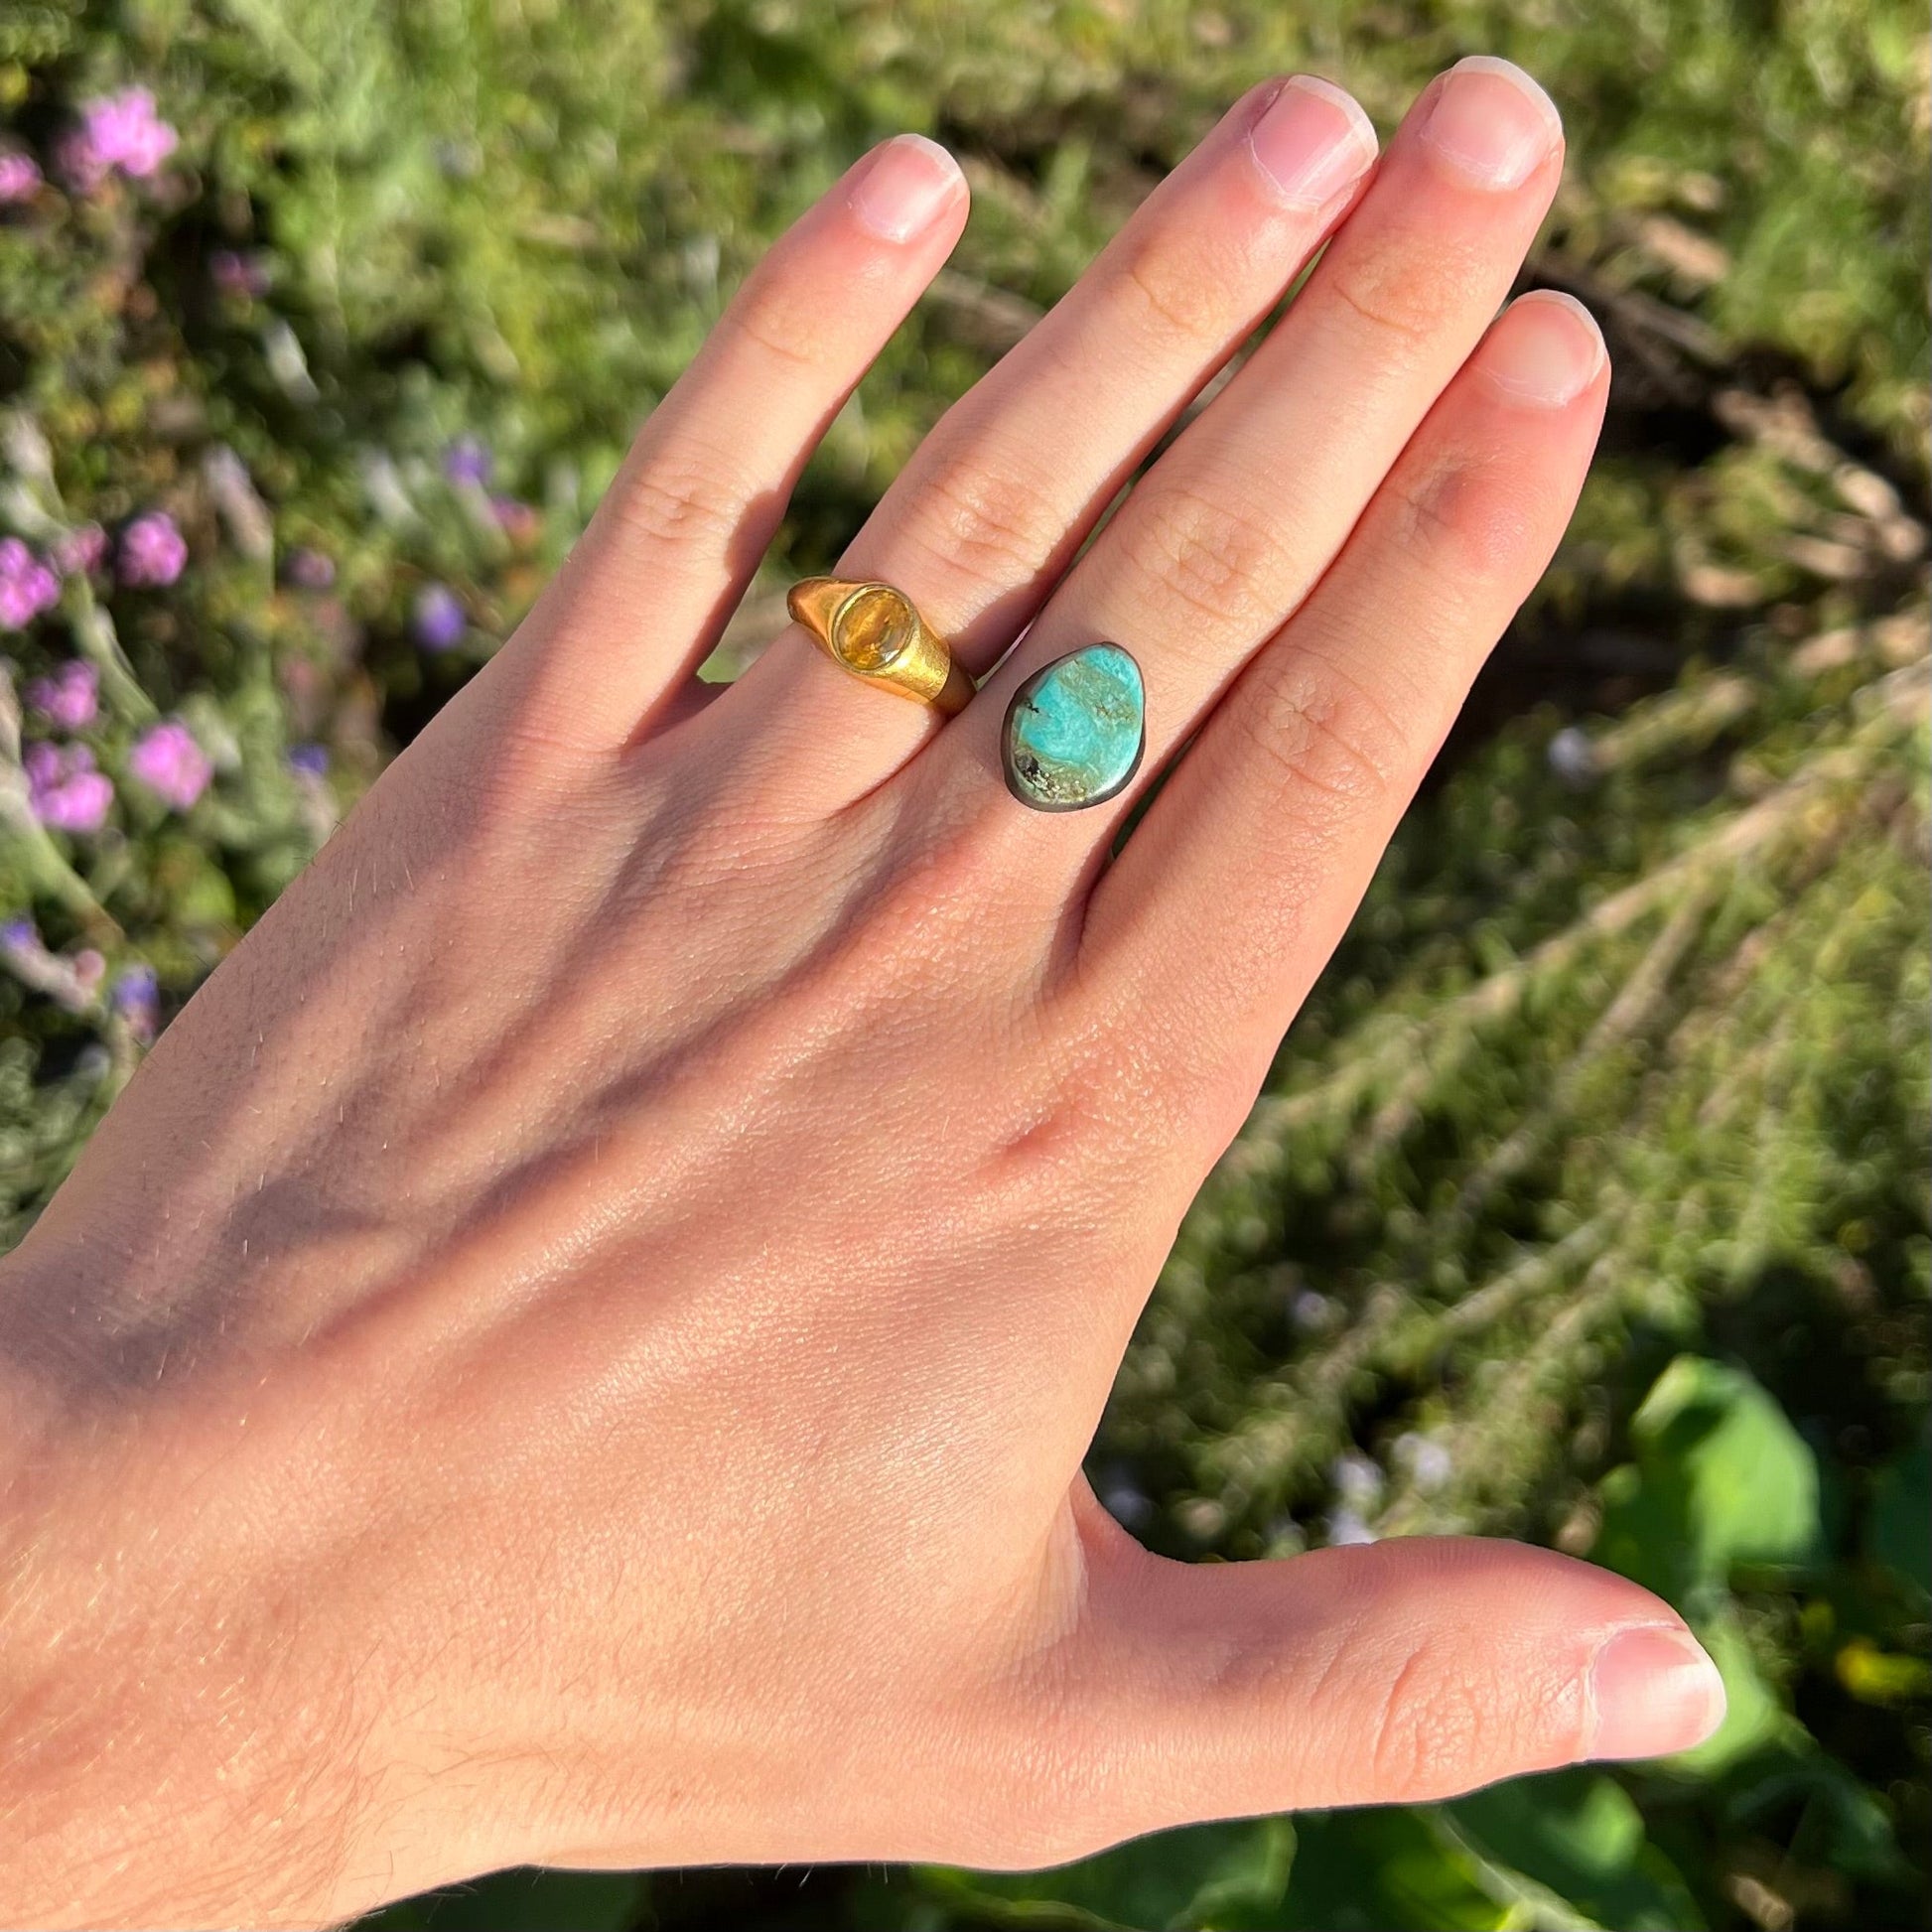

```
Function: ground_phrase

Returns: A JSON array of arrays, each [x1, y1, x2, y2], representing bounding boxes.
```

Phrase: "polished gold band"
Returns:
[[786, 576, 974, 716]]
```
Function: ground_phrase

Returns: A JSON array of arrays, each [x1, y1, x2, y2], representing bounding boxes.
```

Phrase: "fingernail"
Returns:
[[1248, 75, 1379, 210], [1417, 55, 1562, 191], [1477, 290, 1605, 405], [848, 133, 965, 243], [1586, 1623, 1726, 1760]]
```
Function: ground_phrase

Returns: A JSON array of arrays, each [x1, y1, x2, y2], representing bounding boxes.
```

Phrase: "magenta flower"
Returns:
[[119, 511, 187, 588], [24, 661, 100, 731], [62, 88, 178, 191], [412, 583, 466, 651], [0, 538, 61, 628], [53, 523, 108, 578], [24, 742, 114, 833], [0, 152, 41, 204], [128, 719, 212, 811]]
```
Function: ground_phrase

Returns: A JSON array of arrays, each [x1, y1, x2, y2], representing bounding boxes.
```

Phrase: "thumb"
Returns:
[[1020, 1508, 1725, 1855]]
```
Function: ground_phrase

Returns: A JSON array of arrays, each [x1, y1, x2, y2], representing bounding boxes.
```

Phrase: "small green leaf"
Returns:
[[1633, 1356, 1821, 1571], [1596, 1356, 1822, 1595], [1442, 1771, 1705, 1931]]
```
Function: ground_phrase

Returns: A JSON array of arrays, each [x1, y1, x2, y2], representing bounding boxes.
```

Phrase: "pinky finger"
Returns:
[[1082, 290, 1609, 1100]]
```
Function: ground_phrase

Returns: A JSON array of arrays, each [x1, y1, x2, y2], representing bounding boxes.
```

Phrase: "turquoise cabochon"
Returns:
[[1000, 642, 1146, 812]]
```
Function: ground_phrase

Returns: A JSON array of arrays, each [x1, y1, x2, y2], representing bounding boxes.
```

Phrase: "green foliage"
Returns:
[[1444, 1773, 1705, 1932], [355, 1865, 649, 1932], [916, 1776, 1710, 1932], [2, 3, 1926, 1929], [1596, 1355, 1822, 1595], [924, 1357, 1919, 1931], [1869, 1435, 1932, 1600], [920, 1818, 1297, 1929]]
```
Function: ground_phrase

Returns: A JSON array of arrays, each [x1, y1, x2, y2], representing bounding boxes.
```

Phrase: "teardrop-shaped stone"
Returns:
[[1001, 643, 1146, 812]]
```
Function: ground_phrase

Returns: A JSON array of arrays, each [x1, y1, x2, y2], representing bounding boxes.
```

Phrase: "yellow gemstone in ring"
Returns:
[[786, 575, 974, 714], [826, 584, 916, 674]]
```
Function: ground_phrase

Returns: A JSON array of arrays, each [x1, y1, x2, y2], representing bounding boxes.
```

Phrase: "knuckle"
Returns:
[[613, 456, 746, 553], [725, 268, 838, 372], [1130, 479, 1293, 635], [1368, 1643, 1488, 1800], [1241, 649, 1416, 812], [1114, 224, 1240, 349], [1162, 1048, 1273, 1164], [908, 453, 1064, 597], [1387, 452, 1541, 586], [1321, 242, 1473, 351]]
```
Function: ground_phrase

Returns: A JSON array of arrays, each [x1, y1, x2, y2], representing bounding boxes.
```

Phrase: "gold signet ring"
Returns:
[[786, 576, 974, 716]]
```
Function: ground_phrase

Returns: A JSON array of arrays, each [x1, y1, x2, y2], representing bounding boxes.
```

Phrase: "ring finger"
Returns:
[[917, 57, 1565, 865]]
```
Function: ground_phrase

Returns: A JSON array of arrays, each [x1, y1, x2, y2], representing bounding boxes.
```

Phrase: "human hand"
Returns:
[[0, 57, 1724, 1929]]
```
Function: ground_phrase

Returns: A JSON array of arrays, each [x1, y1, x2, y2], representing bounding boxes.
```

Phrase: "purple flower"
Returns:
[[0, 537, 61, 628], [0, 917, 38, 955], [119, 511, 187, 588], [412, 583, 466, 651], [112, 963, 161, 1041], [63, 88, 178, 191], [127, 719, 211, 811], [24, 661, 100, 731], [283, 546, 336, 591], [53, 523, 108, 578], [444, 437, 492, 487], [288, 742, 330, 777], [210, 248, 271, 299], [24, 742, 114, 833], [0, 151, 42, 204]]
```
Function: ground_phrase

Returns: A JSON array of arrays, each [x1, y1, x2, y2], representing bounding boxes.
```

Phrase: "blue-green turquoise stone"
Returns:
[[1001, 643, 1146, 812]]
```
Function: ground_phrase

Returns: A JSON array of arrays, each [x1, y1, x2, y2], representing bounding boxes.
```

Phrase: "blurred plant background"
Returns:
[[2, 1, 1926, 1927]]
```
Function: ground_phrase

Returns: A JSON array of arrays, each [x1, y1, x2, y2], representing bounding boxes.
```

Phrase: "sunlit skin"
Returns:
[[0, 60, 1723, 1930]]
